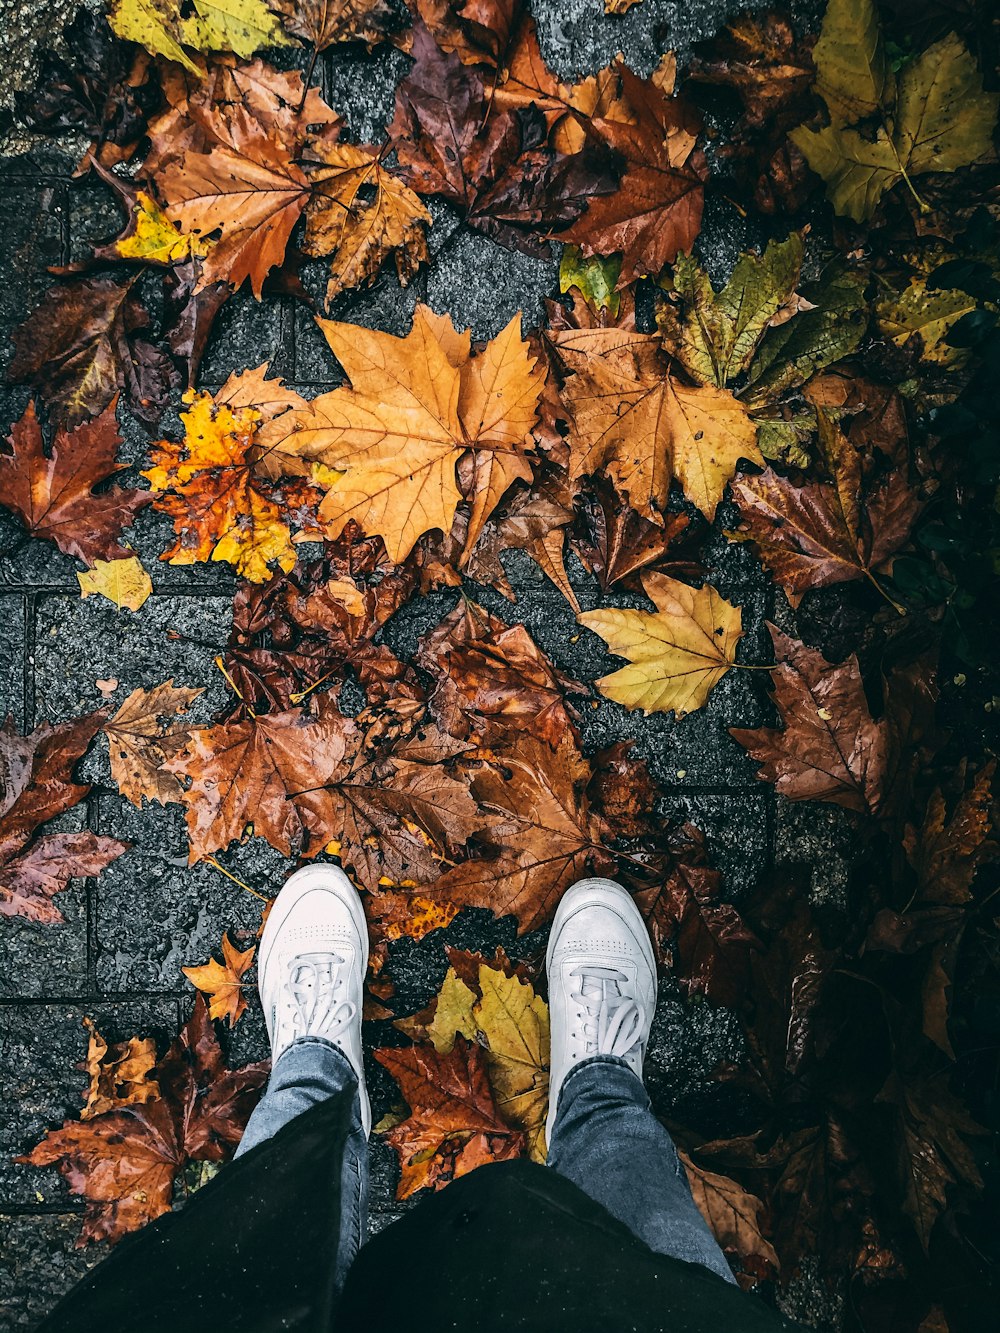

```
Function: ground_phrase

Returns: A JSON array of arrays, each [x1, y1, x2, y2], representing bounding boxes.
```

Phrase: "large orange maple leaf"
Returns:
[[255, 304, 545, 562]]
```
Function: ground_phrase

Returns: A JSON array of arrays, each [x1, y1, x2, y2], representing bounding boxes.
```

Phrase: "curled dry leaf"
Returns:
[[183, 930, 257, 1026], [80, 1018, 160, 1120], [303, 141, 431, 304], [19, 996, 268, 1245], [0, 713, 128, 924], [0, 400, 148, 567], [104, 680, 204, 809], [579, 573, 743, 718], [416, 600, 584, 748]]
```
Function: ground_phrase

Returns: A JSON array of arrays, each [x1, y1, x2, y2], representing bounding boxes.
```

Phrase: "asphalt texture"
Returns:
[[0, 2, 842, 1328]]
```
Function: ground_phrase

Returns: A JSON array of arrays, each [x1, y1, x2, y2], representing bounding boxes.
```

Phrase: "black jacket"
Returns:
[[40, 1094, 801, 1333]]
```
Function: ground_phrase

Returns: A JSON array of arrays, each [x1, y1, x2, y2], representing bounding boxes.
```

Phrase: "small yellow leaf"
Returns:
[[580, 573, 743, 717], [116, 192, 212, 265], [77, 557, 153, 612]]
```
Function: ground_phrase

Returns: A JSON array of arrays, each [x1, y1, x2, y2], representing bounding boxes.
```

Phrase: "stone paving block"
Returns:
[[426, 229, 561, 341], [32, 592, 233, 737], [644, 986, 748, 1134], [671, 790, 771, 900], [0, 593, 27, 725], [293, 261, 422, 384], [200, 289, 291, 385], [774, 795, 856, 910], [67, 180, 121, 263], [93, 796, 292, 994], [1, 999, 181, 1208], [324, 43, 410, 142], [0, 184, 64, 376], [0, 1212, 97, 1330]]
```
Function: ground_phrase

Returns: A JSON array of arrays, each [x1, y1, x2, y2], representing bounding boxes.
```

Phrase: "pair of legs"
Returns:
[[236, 867, 735, 1298]]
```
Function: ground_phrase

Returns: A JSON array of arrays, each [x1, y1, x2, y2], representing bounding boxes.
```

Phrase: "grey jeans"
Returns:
[[235, 1041, 735, 1296]]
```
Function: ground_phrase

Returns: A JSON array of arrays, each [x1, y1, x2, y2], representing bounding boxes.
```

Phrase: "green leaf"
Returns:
[[744, 264, 869, 405], [812, 0, 891, 122], [753, 412, 815, 468], [792, 1, 998, 222], [657, 234, 805, 388], [790, 121, 902, 222], [559, 247, 622, 317]]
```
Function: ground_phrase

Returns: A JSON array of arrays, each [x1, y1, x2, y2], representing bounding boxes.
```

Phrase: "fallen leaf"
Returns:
[[416, 600, 584, 747], [104, 680, 204, 809], [631, 825, 757, 1005], [558, 64, 707, 284], [80, 1018, 160, 1120], [680, 1150, 779, 1280], [876, 280, 978, 367], [572, 475, 694, 593], [270, 0, 396, 49], [183, 931, 256, 1026], [255, 305, 543, 562], [375, 1036, 526, 1198], [0, 713, 128, 923], [110, 0, 290, 74], [156, 107, 312, 297], [77, 556, 153, 612], [389, 22, 616, 254], [423, 735, 613, 934], [473, 963, 549, 1161], [9, 275, 179, 428], [557, 331, 761, 522], [579, 572, 743, 718], [0, 400, 148, 568], [791, 0, 998, 222], [730, 625, 888, 814], [165, 699, 357, 861], [19, 996, 268, 1245], [114, 190, 213, 265], [731, 407, 920, 601], [144, 378, 310, 583], [303, 141, 431, 304], [222, 530, 419, 714]]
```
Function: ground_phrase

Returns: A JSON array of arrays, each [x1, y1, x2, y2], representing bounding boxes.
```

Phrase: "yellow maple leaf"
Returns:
[[474, 966, 550, 1163], [182, 931, 256, 1027], [110, 0, 289, 72], [116, 192, 212, 265], [255, 304, 543, 562], [304, 143, 431, 304], [77, 556, 153, 612], [579, 572, 743, 717]]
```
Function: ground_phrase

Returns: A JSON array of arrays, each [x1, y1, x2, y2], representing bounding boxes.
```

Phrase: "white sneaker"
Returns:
[[545, 878, 657, 1146], [257, 864, 371, 1135]]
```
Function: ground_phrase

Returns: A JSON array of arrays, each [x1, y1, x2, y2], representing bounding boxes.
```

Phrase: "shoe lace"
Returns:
[[281, 951, 356, 1044], [568, 964, 644, 1060]]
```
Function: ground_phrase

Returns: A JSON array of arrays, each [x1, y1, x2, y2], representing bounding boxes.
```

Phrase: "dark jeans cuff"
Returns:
[[554, 1054, 644, 1123]]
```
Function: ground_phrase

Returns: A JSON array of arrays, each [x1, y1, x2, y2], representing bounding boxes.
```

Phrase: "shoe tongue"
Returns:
[[579, 970, 621, 1008]]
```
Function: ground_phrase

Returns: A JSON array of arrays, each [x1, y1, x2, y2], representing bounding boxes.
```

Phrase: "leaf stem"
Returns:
[[205, 856, 270, 902]]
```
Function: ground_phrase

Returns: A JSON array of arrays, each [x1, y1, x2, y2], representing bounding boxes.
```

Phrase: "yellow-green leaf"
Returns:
[[811, 0, 890, 122], [790, 121, 901, 223], [658, 234, 804, 387], [77, 557, 153, 612], [109, 0, 200, 72], [559, 246, 622, 317], [877, 281, 978, 366], [474, 966, 549, 1163], [895, 33, 998, 176], [116, 192, 212, 265], [178, 0, 292, 59]]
